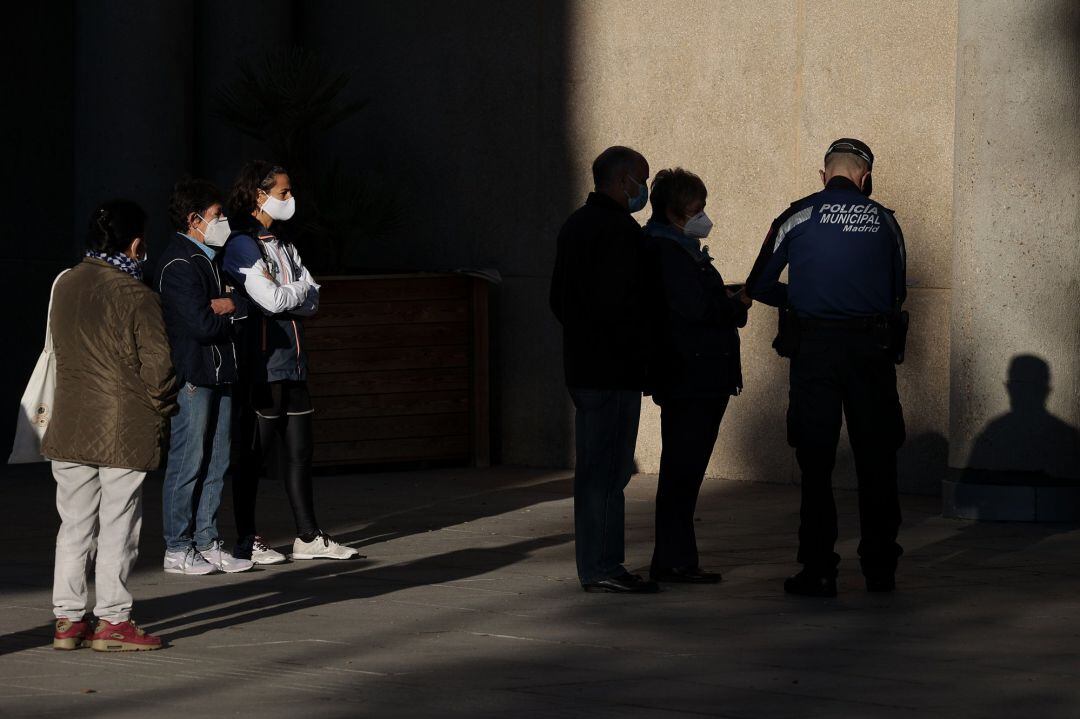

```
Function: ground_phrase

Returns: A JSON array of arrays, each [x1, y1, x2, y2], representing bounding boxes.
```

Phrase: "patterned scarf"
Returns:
[[85, 249, 143, 281]]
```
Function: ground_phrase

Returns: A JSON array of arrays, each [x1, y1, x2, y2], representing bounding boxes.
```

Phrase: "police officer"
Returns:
[[746, 139, 907, 597]]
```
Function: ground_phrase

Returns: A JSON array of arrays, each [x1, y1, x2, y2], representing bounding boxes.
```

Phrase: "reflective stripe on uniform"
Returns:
[[773, 206, 814, 252]]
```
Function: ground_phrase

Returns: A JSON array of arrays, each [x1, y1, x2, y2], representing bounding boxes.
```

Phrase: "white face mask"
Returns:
[[197, 215, 233, 247], [259, 192, 296, 221], [682, 211, 713, 239]]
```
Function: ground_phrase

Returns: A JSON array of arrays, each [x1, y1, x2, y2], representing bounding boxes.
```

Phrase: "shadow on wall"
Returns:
[[963, 355, 1080, 482], [2, 2, 579, 467], [292, 1, 577, 468]]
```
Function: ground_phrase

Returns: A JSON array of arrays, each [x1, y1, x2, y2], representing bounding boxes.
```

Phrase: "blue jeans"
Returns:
[[162, 383, 232, 552], [569, 388, 642, 584]]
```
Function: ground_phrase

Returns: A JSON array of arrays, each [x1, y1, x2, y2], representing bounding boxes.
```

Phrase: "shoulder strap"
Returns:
[[285, 242, 304, 281], [44, 268, 72, 354]]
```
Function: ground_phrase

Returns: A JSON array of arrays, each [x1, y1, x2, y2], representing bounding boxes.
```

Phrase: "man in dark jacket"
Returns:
[[154, 179, 252, 575], [550, 145, 659, 593]]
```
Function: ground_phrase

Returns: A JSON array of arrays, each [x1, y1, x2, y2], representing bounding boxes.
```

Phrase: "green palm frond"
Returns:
[[213, 47, 368, 167], [213, 47, 400, 273]]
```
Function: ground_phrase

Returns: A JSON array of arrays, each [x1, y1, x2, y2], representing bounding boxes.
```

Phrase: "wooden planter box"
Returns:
[[305, 273, 491, 469]]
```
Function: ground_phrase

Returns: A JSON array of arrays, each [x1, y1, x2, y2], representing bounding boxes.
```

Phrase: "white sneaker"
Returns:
[[164, 547, 218, 575], [198, 540, 254, 573], [251, 536, 287, 565], [291, 532, 360, 560]]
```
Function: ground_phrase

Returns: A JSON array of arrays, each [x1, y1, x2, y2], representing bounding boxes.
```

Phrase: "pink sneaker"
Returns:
[[53, 617, 93, 650], [90, 619, 163, 652]]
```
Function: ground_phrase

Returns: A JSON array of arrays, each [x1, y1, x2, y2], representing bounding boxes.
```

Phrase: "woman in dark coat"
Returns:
[[644, 168, 751, 583]]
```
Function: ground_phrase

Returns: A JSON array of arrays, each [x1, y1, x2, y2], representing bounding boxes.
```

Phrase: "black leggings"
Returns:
[[233, 388, 320, 540]]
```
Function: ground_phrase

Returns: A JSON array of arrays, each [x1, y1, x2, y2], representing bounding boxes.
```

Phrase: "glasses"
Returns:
[[826, 143, 872, 165]]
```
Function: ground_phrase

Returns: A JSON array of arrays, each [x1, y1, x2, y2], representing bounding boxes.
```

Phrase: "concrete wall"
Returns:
[[290, 0, 954, 491], [562, 0, 957, 491], [300, 0, 959, 492], [950, 0, 1080, 479], [73, 2, 194, 250], [4, 1, 579, 469], [3, 2, 284, 459], [8, 1, 1076, 496], [294, 1, 576, 467], [4, 5, 76, 459]]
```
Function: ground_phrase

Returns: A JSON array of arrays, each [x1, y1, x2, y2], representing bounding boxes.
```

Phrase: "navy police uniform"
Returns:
[[747, 139, 907, 590]]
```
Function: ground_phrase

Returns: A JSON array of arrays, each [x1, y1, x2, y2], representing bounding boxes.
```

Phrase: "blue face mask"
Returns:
[[625, 176, 648, 213]]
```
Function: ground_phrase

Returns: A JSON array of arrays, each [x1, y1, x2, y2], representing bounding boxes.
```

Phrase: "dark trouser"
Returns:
[[569, 388, 642, 584], [162, 384, 232, 552], [233, 381, 320, 545], [788, 329, 905, 578], [231, 394, 260, 544], [651, 396, 729, 572]]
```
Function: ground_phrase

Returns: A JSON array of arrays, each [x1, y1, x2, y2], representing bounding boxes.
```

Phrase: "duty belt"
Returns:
[[799, 315, 887, 331]]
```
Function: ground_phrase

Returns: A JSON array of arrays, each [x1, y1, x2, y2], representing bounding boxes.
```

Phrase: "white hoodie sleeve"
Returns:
[[287, 244, 321, 317], [223, 234, 310, 315]]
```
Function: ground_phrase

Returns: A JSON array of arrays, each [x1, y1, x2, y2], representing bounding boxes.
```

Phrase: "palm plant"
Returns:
[[214, 47, 400, 272]]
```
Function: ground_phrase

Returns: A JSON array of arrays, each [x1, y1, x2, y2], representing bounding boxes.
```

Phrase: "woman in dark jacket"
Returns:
[[644, 168, 750, 584], [155, 178, 253, 575]]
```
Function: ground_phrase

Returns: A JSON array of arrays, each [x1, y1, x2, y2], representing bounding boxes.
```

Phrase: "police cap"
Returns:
[[825, 138, 874, 196]]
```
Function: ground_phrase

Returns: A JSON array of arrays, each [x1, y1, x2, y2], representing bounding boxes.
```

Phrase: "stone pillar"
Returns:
[[2, 5, 76, 458], [73, 1, 194, 252], [946, 0, 1080, 519]]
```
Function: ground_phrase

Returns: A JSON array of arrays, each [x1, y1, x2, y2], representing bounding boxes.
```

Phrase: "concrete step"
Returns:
[[943, 470, 1080, 521]]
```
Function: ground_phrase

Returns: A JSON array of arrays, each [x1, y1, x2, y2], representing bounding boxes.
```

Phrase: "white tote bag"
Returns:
[[8, 270, 70, 464]]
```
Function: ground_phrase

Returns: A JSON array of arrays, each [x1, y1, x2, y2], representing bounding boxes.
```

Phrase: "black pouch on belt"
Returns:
[[890, 310, 910, 364], [871, 315, 892, 352], [772, 306, 801, 358]]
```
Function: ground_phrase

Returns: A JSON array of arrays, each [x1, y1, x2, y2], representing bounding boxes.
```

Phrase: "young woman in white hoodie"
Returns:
[[222, 161, 358, 564]]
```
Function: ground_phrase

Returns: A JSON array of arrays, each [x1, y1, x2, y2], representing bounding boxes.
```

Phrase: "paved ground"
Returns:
[[2, 464, 1079, 718]]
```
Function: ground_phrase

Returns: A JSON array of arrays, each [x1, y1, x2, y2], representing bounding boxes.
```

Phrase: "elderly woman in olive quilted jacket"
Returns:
[[41, 200, 178, 653]]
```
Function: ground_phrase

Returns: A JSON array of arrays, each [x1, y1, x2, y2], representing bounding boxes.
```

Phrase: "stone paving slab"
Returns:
[[1, 465, 1079, 718]]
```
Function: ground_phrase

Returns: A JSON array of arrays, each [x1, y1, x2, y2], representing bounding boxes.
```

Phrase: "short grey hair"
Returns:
[[825, 152, 869, 174], [592, 146, 645, 188]]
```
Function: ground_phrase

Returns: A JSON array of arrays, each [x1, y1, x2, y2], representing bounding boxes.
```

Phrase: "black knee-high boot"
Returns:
[[272, 412, 318, 538]]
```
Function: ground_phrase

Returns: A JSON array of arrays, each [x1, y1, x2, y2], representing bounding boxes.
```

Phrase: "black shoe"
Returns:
[[651, 566, 722, 584], [865, 575, 896, 593], [784, 570, 838, 597], [583, 572, 660, 594]]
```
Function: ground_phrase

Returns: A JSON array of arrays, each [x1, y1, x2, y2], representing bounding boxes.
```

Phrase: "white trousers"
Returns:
[[52, 461, 145, 622]]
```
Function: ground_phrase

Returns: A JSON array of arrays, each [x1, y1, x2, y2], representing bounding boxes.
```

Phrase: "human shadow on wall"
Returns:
[[963, 354, 1080, 484]]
